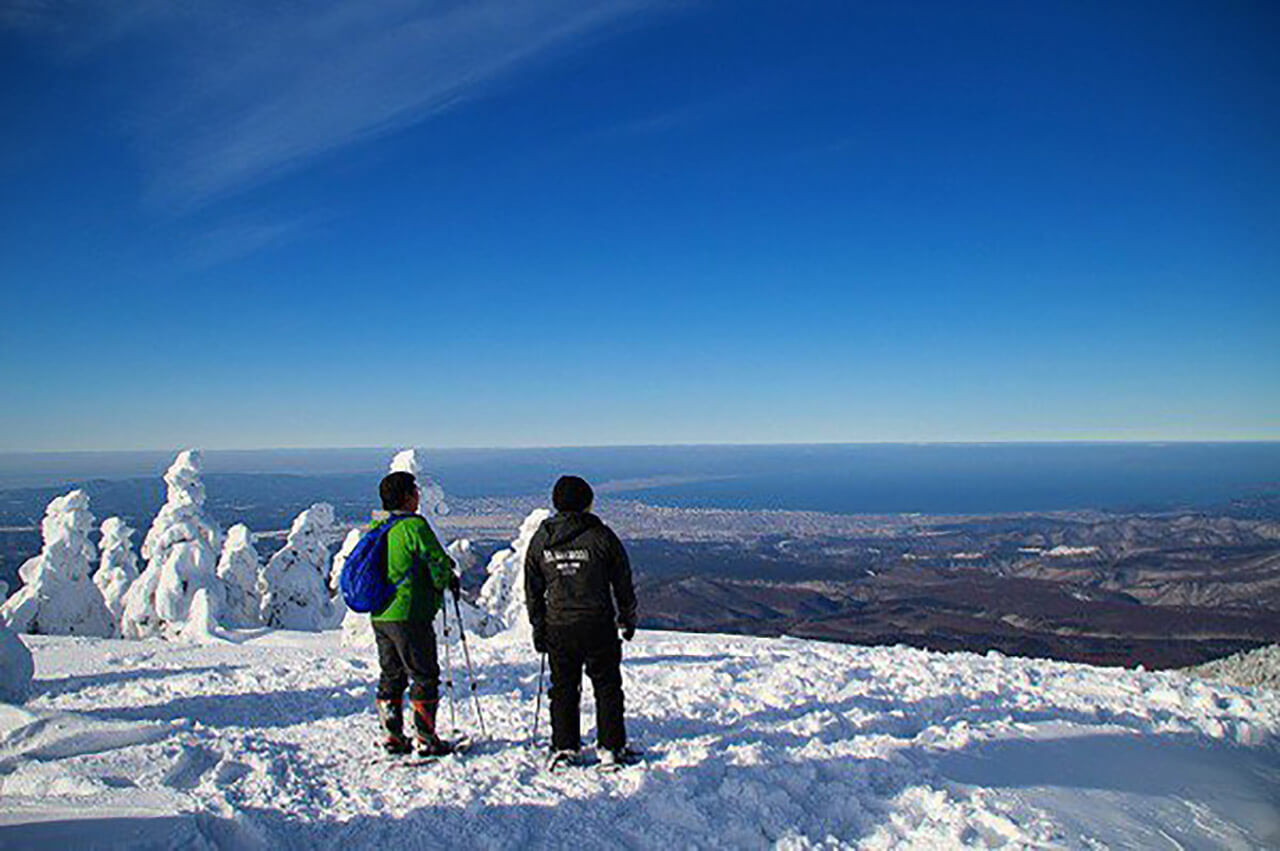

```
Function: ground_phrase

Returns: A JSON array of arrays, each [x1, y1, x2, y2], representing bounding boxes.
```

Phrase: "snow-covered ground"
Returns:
[[1, 629, 1278, 850], [1187, 644, 1280, 693]]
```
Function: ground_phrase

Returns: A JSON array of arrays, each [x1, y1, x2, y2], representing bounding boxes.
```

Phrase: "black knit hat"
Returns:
[[552, 475, 594, 512]]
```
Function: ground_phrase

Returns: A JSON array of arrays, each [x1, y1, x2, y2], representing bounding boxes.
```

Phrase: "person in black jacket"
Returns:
[[525, 475, 639, 769]]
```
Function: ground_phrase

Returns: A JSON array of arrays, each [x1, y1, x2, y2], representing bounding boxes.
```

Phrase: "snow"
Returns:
[[1, 630, 1276, 849], [217, 525, 264, 629], [259, 504, 336, 631], [473, 508, 550, 640], [1, 489, 114, 637], [121, 450, 226, 640], [1044, 546, 1099, 558], [1187, 644, 1280, 692], [95, 518, 140, 630], [0, 623, 33, 703]]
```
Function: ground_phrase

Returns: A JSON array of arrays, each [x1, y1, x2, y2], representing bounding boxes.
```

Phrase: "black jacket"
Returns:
[[524, 511, 637, 633]]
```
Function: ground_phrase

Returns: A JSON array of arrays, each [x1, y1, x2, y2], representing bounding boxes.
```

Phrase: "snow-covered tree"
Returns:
[[325, 526, 361, 632], [260, 503, 335, 630], [389, 448, 449, 517], [120, 450, 225, 639], [474, 509, 550, 639], [1, 490, 113, 637], [447, 538, 477, 576], [0, 622, 33, 703], [94, 517, 139, 629], [217, 524, 263, 628]]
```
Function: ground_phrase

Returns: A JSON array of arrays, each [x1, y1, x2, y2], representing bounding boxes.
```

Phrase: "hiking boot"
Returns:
[[409, 698, 440, 748], [547, 749, 583, 771], [376, 699, 412, 754]]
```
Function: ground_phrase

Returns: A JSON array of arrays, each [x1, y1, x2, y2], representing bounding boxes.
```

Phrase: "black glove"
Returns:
[[620, 622, 635, 642], [448, 573, 461, 599], [533, 627, 548, 654]]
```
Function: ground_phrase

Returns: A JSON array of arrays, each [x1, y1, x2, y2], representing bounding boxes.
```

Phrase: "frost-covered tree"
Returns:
[[120, 450, 225, 639], [447, 538, 477, 576], [1, 490, 113, 637], [474, 509, 550, 639], [217, 524, 263, 628], [325, 526, 361, 632], [260, 503, 335, 630], [0, 622, 33, 703], [94, 517, 139, 629]]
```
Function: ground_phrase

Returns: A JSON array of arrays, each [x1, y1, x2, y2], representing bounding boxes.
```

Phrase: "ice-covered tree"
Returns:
[[325, 526, 361, 631], [120, 450, 225, 639], [389, 448, 449, 518], [217, 524, 263, 628], [1, 490, 113, 637], [474, 509, 550, 639], [447, 538, 477, 576], [260, 503, 335, 630], [0, 622, 33, 703], [94, 517, 139, 629]]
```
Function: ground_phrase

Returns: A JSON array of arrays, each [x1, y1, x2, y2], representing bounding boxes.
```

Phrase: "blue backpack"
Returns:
[[339, 515, 417, 613]]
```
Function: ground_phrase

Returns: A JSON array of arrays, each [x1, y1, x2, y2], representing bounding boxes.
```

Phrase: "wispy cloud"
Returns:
[[7, 0, 662, 208], [184, 212, 324, 270]]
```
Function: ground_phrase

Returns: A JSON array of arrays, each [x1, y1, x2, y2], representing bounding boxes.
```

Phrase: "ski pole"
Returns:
[[440, 597, 458, 734], [532, 652, 546, 746], [452, 595, 488, 740]]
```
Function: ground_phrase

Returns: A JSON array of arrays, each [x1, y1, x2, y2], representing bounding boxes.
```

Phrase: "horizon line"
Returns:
[[2, 438, 1279, 457]]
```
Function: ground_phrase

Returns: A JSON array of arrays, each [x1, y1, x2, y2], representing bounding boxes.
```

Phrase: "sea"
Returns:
[[0, 443, 1277, 515]]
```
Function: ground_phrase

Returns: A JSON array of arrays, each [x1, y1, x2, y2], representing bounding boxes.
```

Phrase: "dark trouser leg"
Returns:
[[400, 619, 441, 705], [373, 621, 408, 701], [547, 626, 585, 752], [583, 624, 626, 751], [399, 619, 442, 743]]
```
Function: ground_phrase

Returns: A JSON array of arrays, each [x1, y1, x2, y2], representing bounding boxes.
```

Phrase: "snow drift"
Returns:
[[0, 623, 33, 703]]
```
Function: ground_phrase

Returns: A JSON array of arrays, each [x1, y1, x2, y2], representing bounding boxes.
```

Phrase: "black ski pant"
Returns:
[[547, 621, 626, 752], [373, 619, 440, 704]]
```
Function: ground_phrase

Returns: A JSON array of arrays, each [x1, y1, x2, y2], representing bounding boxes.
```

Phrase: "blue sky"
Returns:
[[0, 0, 1276, 451]]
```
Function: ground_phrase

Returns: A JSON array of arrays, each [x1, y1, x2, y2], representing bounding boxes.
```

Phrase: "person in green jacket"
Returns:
[[371, 471, 459, 756]]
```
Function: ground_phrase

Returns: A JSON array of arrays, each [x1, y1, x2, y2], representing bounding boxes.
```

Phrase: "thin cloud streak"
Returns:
[[6, 0, 662, 208]]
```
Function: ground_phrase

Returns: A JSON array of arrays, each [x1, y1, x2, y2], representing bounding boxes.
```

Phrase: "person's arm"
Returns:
[[607, 530, 637, 634], [408, 517, 455, 593], [524, 527, 547, 645]]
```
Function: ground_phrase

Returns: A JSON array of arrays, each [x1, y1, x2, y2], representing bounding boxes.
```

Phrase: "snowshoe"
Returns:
[[418, 734, 473, 758], [547, 749, 584, 773], [381, 735, 413, 756], [597, 745, 643, 773], [392, 736, 472, 767]]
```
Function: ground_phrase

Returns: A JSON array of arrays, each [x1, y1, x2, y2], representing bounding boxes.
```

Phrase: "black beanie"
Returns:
[[552, 475, 594, 512]]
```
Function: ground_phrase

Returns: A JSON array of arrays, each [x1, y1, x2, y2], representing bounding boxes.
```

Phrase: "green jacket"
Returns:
[[370, 512, 455, 623]]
